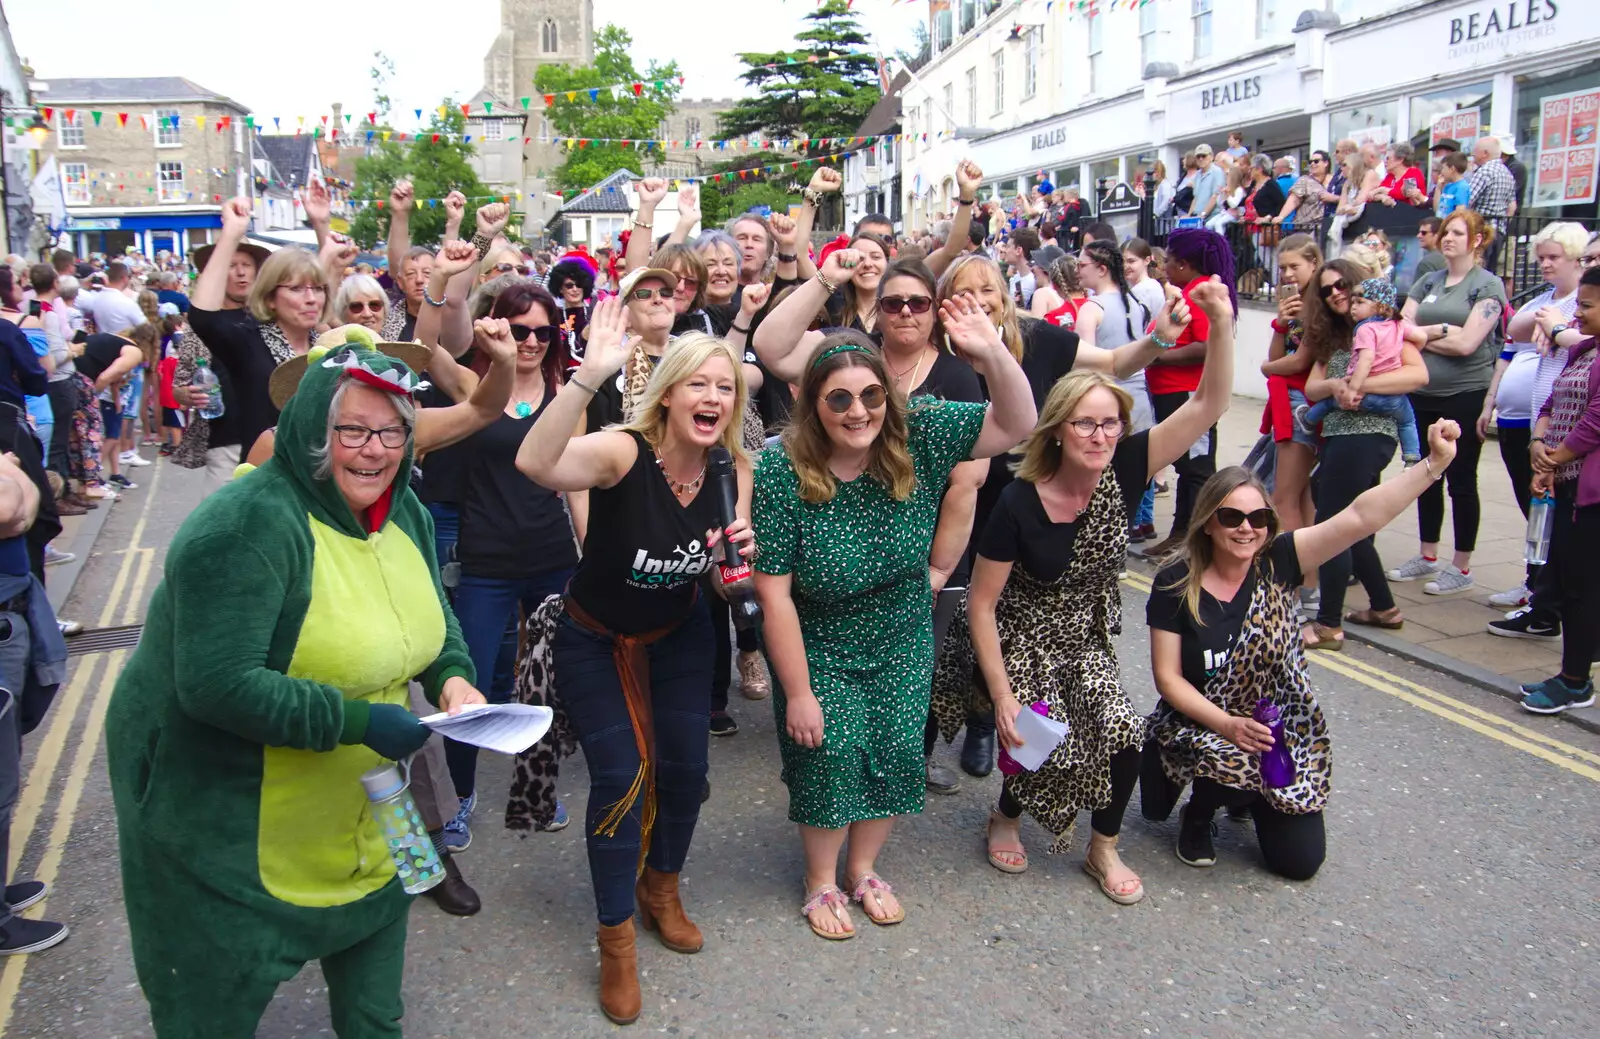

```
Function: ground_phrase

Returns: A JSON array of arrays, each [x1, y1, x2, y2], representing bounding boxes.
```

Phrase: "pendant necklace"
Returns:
[[513, 401, 534, 418], [655, 450, 706, 499], [890, 350, 925, 391]]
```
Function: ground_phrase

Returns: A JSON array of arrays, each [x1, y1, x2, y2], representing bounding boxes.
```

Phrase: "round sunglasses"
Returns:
[[1318, 279, 1349, 299], [822, 384, 887, 413], [1214, 506, 1273, 530]]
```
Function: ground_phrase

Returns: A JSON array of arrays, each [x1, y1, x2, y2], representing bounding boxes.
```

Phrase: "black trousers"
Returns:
[[0, 406, 60, 583], [1498, 425, 1541, 584], [924, 586, 990, 756], [1315, 433, 1398, 627], [1545, 484, 1600, 678], [45, 379, 75, 479], [710, 595, 760, 713], [1189, 778, 1326, 881], [1410, 389, 1488, 552], [1151, 389, 1216, 535], [998, 744, 1140, 838]]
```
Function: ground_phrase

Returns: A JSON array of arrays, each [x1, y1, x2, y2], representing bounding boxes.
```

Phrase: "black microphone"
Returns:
[[708, 446, 762, 631]]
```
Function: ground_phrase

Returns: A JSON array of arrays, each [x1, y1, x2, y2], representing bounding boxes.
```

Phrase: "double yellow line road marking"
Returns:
[[1119, 569, 1600, 783], [0, 464, 163, 1037]]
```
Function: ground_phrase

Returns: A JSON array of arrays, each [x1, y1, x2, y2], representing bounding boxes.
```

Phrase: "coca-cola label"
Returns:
[[719, 562, 752, 585]]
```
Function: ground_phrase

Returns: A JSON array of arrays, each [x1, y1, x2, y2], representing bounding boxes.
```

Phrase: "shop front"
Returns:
[[1156, 49, 1315, 169], [65, 209, 223, 261]]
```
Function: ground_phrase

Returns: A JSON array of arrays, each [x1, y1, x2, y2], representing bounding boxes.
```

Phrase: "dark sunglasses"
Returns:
[[822, 384, 887, 413], [345, 299, 384, 313], [629, 287, 672, 302], [1318, 279, 1349, 299], [880, 295, 933, 316], [509, 323, 559, 344], [557, 281, 580, 292], [494, 262, 531, 275], [1214, 506, 1274, 530]]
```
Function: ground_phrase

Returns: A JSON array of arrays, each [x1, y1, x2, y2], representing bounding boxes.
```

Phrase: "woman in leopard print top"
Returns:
[[1144, 417, 1460, 879]]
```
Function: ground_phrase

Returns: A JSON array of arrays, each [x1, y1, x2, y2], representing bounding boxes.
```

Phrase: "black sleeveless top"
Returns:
[[566, 431, 720, 634]]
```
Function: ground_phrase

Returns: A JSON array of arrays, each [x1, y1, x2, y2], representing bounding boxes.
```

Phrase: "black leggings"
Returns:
[[1545, 486, 1600, 679], [1151, 389, 1217, 534], [1410, 389, 1488, 552], [1497, 425, 1541, 584], [709, 595, 759, 713], [1315, 433, 1398, 627], [997, 744, 1140, 838], [1188, 778, 1326, 881]]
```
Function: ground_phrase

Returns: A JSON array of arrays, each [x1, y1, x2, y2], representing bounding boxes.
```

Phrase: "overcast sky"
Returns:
[[11, 0, 923, 130]]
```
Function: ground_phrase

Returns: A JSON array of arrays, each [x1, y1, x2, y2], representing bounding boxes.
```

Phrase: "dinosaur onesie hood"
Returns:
[[104, 337, 472, 1037]]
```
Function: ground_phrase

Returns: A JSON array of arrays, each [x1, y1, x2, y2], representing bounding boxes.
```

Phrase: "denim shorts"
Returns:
[[1287, 387, 1318, 451]]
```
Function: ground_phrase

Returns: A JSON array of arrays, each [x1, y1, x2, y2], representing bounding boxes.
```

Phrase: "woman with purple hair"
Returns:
[[1143, 228, 1238, 558]]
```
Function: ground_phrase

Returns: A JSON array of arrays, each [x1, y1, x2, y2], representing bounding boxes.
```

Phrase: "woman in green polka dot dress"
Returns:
[[752, 295, 1037, 940]]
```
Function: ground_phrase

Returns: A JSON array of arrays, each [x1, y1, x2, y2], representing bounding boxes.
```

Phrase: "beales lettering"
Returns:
[[1031, 127, 1066, 151], [1199, 76, 1262, 111], [1448, 1, 1559, 45]]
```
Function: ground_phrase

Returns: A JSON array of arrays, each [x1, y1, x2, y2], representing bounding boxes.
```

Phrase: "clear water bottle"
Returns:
[[360, 762, 445, 895], [1525, 491, 1555, 565], [1253, 699, 1297, 789], [192, 358, 225, 420]]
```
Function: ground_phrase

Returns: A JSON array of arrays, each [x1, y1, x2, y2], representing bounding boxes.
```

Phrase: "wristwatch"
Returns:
[[1551, 323, 1571, 339], [776, 252, 797, 263]]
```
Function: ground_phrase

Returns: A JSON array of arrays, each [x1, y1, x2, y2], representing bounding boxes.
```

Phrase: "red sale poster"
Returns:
[[1569, 90, 1600, 149], [1566, 148, 1595, 203], [1535, 89, 1600, 207], [1544, 96, 1571, 151], [1535, 151, 1567, 206]]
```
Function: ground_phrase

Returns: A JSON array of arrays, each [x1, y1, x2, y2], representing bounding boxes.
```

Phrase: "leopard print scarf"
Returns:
[[505, 594, 575, 832], [1145, 560, 1332, 815], [930, 463, 1144, 852]]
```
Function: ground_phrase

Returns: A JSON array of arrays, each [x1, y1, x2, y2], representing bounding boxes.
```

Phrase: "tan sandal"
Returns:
[[1301, 621, 1345, 651], [985, 809, 1028, 874], [800, 884, 855, 940], [846, 871, 904, 926], [1083, 835, 1145, 905], [1344, 607, 1404, 630]]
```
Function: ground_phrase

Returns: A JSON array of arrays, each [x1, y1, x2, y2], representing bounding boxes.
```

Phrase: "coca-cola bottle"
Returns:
[[708, 446, 762, 631]]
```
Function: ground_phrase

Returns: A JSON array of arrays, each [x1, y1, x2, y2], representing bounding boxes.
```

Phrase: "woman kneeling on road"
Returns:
[[1143, 418, 1461, 879]]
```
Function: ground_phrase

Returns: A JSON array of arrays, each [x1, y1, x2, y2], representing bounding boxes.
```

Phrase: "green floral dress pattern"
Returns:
[[754, 400, 987, 828], [1322, 347, 1399, 441]]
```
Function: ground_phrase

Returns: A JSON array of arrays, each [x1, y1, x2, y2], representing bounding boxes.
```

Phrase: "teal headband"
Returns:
[[812, 341, 875, 368]]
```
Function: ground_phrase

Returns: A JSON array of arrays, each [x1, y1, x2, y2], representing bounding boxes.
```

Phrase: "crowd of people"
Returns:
[[1, 130, 1595, 1033]]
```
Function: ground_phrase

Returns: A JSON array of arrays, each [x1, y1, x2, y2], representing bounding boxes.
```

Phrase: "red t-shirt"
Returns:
[[1044, 296, 1088, 330], [1381, 167, 1426, 203], [1145, 278, 1210, 395]]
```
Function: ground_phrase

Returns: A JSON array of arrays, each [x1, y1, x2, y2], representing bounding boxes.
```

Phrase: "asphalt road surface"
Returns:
[[3, 463, 1597, 1038]]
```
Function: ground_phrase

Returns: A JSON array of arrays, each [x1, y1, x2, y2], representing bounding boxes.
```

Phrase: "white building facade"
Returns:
[[900, 0, 1600, 228]]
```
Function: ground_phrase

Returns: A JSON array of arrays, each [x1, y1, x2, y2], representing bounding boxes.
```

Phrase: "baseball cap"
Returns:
[[1194, 143, 1214, 157], [1030, 244, 1067, 271]]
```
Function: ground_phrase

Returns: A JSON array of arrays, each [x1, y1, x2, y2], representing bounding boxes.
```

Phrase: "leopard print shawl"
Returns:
[[504, 594, 575, 832]]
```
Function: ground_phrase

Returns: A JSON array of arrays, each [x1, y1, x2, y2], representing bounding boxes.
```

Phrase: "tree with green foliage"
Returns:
[[349, 103, 495, 249], [717, 0, 882, 145], [535, 25, 682, 193]]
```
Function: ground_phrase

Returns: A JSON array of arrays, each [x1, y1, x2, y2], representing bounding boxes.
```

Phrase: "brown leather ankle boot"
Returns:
[[635, 866, 704, 953], [597, 919, 641, 1025]]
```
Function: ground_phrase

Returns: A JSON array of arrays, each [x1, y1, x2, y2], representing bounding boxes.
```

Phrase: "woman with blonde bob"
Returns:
[[192, 197, 345, 473], [753, 296, 1037, 943], [931, 277, 1235, 902], [516, 306, 755, 1027], [1145, 417, 1461, 878]]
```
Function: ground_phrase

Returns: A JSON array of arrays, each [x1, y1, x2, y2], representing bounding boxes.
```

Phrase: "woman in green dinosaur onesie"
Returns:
[[106, 344, 483, 1038]]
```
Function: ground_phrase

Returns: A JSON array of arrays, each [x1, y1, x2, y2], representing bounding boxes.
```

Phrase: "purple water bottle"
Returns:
[[1253, 699, 1296, 789], [997, 701, 1051, 776]]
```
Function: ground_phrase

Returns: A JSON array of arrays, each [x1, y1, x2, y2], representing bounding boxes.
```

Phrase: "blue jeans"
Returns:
[[1304, 392, 1421, 460], [555, 598, 712, 926], [446, 567, 572, 798], [0, 609, 32, 930], [425, 502, 459, 576], [1136, 481, 1156, 528]]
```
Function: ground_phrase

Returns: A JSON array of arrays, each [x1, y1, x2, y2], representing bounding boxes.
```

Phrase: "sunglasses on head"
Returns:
[[629, 286, 671, 302], [822, 384, 887, 413], [509, 323, 559, 344], [879, 295, 933, 316], [1214, 506, 1274, 530], [345, 299, 384, 313], [1318, 279, 1349, 299]]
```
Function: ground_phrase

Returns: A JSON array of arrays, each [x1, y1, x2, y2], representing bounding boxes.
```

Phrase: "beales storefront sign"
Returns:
[[1166, 59, 1301, 134], [1446, 1, 1560, 59]]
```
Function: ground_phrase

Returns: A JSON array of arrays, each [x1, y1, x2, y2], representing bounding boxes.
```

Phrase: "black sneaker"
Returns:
[[709, 711, 739, 736], [1224, 804, 1251, 823], [0, 917, 69, 955], [1176, 804, 1218, 867], [108, 474, 137, 490], [1488, 608, 1561, 641], [3, 880, 47, 912]]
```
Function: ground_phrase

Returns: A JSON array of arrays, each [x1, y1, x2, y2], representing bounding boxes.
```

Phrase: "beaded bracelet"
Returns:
[[1151, 331, 1177, 350], [815, 271, 839, 294], [422, 286, 447, 308]]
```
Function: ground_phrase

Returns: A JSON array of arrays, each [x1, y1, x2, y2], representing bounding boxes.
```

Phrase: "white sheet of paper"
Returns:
[[418, 703, 553, 755], [1009, 706, 1069, 772]]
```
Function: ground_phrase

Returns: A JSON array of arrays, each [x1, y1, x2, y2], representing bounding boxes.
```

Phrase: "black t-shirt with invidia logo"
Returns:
[[566, 430, 722, 634]]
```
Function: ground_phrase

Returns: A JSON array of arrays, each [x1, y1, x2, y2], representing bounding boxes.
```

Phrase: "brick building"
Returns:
[[31, 75, 249, 258]]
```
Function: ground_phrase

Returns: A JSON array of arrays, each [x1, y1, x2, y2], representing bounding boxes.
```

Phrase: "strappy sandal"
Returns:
[[1301, 622, 1345, 651], [1344, 607, 1404, 629], [1082, 835, 1145, 906], [846, 871, 905, 926], [801, 884, 855, 941], [985, 809, 1028, 874]]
